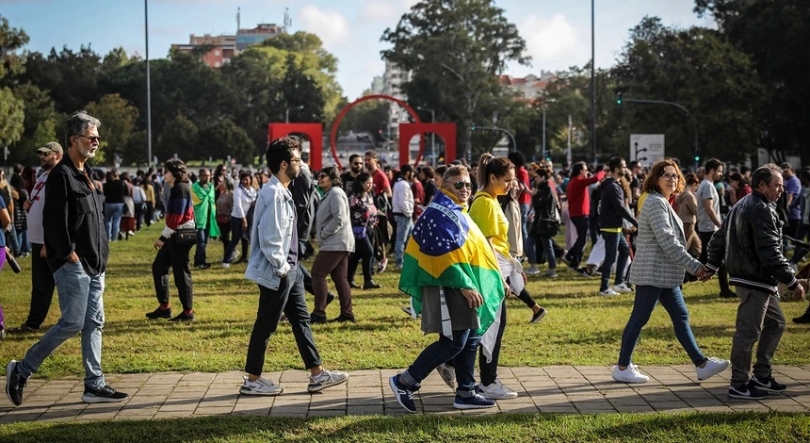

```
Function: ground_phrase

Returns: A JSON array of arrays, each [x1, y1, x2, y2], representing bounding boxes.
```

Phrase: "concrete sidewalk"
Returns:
[[2, 364, 810, 423]]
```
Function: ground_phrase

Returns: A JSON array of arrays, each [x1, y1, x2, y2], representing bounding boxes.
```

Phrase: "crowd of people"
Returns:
[[1, 111, 809, 411]]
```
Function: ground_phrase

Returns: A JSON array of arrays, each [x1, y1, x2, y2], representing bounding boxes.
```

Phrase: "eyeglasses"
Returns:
[[452, 181, 472, 190], [38, 151, 53, 156], [77, 135, 102, 143], [660, 173, 679, 181]]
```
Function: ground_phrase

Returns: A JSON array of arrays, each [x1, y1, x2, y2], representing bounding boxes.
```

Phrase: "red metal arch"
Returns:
[[330, 94, 422, 169]]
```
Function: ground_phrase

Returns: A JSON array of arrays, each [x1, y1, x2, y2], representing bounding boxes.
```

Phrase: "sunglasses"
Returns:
[[452, 181, 473, 190], [78, 135, 102, 143]]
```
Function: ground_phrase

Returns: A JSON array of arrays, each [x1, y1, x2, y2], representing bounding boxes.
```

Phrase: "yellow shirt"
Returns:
[[469, 190, 512, 259]]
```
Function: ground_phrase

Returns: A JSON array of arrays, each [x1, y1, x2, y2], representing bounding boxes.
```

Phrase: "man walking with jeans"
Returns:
[[239, 137, 348, 396], [6, 112, 129, 406], [707, 164, 805, 400], [391, 164, 415, 270], [697, 158, 734, 298]]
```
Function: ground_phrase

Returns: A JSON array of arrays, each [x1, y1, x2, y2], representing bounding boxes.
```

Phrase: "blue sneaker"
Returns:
[[389, 374, 416, 413], [453, 392, 496, 410]]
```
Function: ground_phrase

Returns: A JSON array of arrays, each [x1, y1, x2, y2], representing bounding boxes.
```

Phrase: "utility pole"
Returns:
[[542, 108, 547, 160], [145, 0, 153, 168], [590, 0, 596, 164]]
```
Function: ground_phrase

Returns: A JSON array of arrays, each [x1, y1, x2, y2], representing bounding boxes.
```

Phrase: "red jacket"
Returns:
[[566, 170, 605, 218]]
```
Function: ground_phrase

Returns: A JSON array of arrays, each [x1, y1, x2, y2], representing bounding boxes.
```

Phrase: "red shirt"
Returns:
[[566, 170, 605, 218], [371, 169, 390, 196], [516, 167, 531, 205]]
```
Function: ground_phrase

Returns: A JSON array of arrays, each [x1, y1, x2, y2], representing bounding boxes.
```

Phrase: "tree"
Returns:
[[20, 45, 102, 114], [157, 114, 199, 162], [381, 0, 530, 162], [694, 0, 810, 164], [610, 17, 764, 163], [0, 15, 28, 148], [198, 118, 255, 164], [10, 83, 60, 164], [339, 92, 390, 143], [85, 93, 139, 165]]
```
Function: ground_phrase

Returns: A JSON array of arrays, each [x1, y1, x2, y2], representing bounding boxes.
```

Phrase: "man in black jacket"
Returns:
[[5, 112, 129, 407], [707, 164, 805, 401], [597, 157, 637, 296]]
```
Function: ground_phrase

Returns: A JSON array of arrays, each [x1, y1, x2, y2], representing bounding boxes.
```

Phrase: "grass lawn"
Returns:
[[2, 221, 809, 379]]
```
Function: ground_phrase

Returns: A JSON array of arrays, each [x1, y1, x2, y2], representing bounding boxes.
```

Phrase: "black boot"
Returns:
[[793, 307, 810, 324]]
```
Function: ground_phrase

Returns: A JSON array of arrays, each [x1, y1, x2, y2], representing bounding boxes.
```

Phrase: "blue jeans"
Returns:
[[194, 228, 209, 266], [618, 285, 707, 367], [600, 231, 630, 291], [18, 261, 106, 389], [538, 235, 557, 269], [15, 229, 29, 255], [401, 328, 481, 393], [393, 214, 413, 267], [521, 203, 535, 263], [104, 203, 124, 242]]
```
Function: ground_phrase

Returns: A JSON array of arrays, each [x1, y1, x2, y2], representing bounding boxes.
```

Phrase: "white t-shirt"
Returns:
[[696, 179, 719, 233], [26, 172, 50, 244]]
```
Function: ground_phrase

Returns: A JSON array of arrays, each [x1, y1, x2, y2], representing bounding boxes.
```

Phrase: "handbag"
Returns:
[[173, 227, 198, 246]]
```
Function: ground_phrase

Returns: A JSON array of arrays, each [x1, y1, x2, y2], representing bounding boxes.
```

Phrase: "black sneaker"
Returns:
[[169, 311, 195, 322], [330, 314, 356, 323], [326, 293, 335, 306], [310, 313, 327, 324], [560, 255, 575, 269], [145, 307, 172, 320], [750, 375, 786, 392], [388, 374, 416, 413], [363, 280, 381, 290], [453, 392, 496, 410], [530, 307, 548, 324], [81, 384, 130, 404], [793, 311, 810, 324], [728, 382, 768, 400], [575, 267, 593, 278], [349, 281, 361, 289], [719, 290, 737, 298], [195, 263, 211, 270], [5, 360, 26, 406]]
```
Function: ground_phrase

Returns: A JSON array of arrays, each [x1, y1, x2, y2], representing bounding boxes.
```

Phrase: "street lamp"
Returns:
[[144, 0, 152, 168], [416, 107, 436, 166]]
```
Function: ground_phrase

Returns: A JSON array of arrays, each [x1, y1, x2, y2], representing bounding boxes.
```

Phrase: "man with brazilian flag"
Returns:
[[388, 165, 505, 413]]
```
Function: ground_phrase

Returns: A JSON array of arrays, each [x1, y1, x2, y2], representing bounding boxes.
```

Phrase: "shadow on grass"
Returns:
[[1, 412, 809, 443]]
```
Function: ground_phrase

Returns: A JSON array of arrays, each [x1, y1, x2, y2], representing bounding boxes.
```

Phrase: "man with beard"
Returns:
[[191, 168, 219, 269], [6, 113, 129, 406], [341, 154, 364, 195], [239, 137, 348, 396], [9, 142, 63, 334]]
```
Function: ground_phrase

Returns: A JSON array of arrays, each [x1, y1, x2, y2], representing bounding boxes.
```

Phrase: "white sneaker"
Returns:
[[696, 357, 730, 381], [612, 283, 634, 293], [239, 376, 283, 396], [307, 368, 349, 392], [612, 364, 649, 383], [599, 288, 620, 296], [476, 379, 518, 400], [435, 363, 455, 389], [221, 262, 231, 269]]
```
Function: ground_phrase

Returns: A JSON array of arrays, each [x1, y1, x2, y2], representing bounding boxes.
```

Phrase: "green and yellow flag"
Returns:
[[398, 191, 505, 334]]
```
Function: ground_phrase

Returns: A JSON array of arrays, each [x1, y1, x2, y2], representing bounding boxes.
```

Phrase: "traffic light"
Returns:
[[616, 91, 623, 105], [694, 153, 700, 163], [471, 124, 476, 130]]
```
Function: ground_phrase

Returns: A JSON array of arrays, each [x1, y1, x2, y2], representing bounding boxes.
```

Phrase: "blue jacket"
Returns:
[[244, 175, 296, 290]]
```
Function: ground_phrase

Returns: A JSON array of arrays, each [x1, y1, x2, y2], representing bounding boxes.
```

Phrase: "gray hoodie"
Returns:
[[315, 186, 355, 252]]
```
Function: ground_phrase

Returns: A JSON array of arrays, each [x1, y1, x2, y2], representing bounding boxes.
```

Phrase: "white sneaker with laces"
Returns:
[[600, 288, 620, 296], [307, 368, 349, 392], [696, 357, 730, 381], [613, 283, 634, 293], [476, 379, 518, 400], [239, 376, 283, 396], [612, 364, 649, 383]]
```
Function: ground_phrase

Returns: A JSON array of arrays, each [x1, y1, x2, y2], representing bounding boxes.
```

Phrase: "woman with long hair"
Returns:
[[613, 159, 728, 384], [310, 166, 356, 323], [347, 172, 380, 290], [676, 173, 702, 258], [466, 154, 520, 400], [215, 178, 235, 259], [147, 160, 196, 322], [222, 172, 257, 267]]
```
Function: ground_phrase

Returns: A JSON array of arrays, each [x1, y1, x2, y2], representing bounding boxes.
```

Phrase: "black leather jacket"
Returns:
[[706, 191, 798, 294]]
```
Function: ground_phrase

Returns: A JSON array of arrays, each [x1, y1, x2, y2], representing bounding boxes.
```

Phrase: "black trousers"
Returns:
[[152, 238, 194, 311], [698, 230, 730, 293], [479, 300, 507, 386], [24, 243, 56, 329], [245, 266, 322, 376], [566, 216, 590, 267], [348, 235, 374, 283]]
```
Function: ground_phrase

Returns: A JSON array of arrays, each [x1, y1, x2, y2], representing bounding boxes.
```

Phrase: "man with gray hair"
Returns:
[[706, 164, 805, 401], [6, 112, 129, 406]]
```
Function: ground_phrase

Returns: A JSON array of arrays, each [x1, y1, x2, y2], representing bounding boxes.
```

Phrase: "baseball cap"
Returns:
[[37, 142, 63, 155]]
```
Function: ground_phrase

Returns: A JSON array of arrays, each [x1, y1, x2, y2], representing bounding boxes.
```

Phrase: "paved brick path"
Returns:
[[2, 365, 810, 423]]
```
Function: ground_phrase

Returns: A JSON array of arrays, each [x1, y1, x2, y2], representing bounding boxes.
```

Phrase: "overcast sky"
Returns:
[[3, 0, 715, 99]]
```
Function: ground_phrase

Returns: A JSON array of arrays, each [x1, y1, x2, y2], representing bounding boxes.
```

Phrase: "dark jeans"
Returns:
[[536, 235, 558, 269], [24, 243, 56, 329], [194, 228, 210, 266], [245, 267, 322, 376], [134, 202, 146, 230], [217, 221, 230, 256], [312, 251, 353, 318], [618, 285, 707, 367], [565, 216, 590, 267], [600, 231, 630, 291], [348, 235, 374, 283], [479, 301, 507, 386], [791, 223, 809, 264], [152, 238, 194, 311], [400, 328, 481, 393], [144, 202, 155, 227], [224, 216, 248, 263], [698, 230, 730, 293]]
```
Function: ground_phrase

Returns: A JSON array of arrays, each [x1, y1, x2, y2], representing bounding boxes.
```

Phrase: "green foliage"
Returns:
[[157, 114, 199, 161], [0, 15, 29, 81], [0, 86, 25, 147], [85, 93, 139, 164], [339, 91, 390, 141], [10, 83, 60, 164], [198, 118, 256, 163]]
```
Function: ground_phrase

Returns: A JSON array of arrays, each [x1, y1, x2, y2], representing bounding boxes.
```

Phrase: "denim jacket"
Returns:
[[244, 175, 295, 290]]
